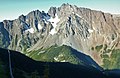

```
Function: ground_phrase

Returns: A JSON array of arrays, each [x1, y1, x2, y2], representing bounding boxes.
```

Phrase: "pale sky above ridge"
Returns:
[[0, 0, 120, 21]]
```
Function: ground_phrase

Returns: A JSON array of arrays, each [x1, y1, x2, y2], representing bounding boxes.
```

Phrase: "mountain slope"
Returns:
[[0, 47, 109, 78], [1, 47, 120, 78], [0, 3, 120, 69], [27, 45, 102, 70]]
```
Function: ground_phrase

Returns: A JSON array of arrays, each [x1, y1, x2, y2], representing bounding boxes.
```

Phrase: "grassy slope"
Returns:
[[27, 45, 103, 70], [28, 45, 81, 64], [92, 44, 120, 69]]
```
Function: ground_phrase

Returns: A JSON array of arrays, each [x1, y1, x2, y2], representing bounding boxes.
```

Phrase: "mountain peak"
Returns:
[[0, 4, 120, 69], [48, 7, 57, 18], [61, 3, 72, 7]]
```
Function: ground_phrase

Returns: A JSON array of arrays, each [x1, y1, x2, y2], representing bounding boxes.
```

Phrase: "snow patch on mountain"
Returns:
[[61, 60, 66, 62], [38, 24, 42, 30], [37, 51, 45, 55], [48, 13, 60, 35], [26, 19, 29, 22], [88, 29, 93, 33], [25, 28, 34, 33], [43, 19, 49, 24], [54, 57, 59, 61], [76, 13, 82, 18]]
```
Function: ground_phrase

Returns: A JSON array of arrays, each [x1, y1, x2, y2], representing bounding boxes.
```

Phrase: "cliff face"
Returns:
[[0, 3, 120, 69]]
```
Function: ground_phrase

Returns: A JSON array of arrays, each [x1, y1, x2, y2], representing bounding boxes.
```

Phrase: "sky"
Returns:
[[0, 0, 120, 21]]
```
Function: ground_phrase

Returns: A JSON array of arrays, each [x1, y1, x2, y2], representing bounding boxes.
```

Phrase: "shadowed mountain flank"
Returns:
[[0, 47, 120, 78]]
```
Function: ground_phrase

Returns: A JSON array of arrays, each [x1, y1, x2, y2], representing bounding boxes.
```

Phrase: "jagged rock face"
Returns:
[[0, 10, 53, 51], [0, 4, 120, 68], [0, 22, 11, 48]]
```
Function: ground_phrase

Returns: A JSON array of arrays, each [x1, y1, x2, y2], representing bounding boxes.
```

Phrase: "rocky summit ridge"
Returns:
[[0, 3, 120, 69]]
